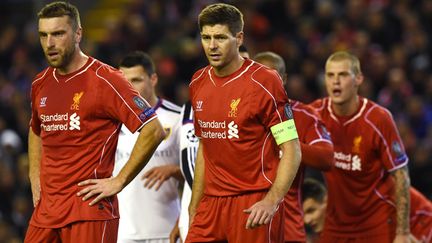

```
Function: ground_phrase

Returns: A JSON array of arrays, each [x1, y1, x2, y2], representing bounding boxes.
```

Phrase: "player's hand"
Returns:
[[393, 234, 412, 243], [30, 177, 41, 207], [76, 177, 123, 206], [243, 198, 278, 229], [141, 165, 180, 191], [169, 223, 181, 243]]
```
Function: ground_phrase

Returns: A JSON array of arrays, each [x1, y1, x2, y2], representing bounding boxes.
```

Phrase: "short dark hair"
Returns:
[[198, 3, 244, 36], [302, 178, 327, 203], [119, 51, 156, 75], [38, 1, 81, 30], [254, 51, 286, 77]]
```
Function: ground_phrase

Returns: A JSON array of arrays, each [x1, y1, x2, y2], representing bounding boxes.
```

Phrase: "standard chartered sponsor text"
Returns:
[[40, 112, 68, 122], [198, 119, 240, 139], [40, 112, 81, 131], [198, 119, 226, 129]]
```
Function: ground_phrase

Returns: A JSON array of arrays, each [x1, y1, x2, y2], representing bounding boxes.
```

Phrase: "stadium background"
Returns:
[[0, 0, 431, 241]]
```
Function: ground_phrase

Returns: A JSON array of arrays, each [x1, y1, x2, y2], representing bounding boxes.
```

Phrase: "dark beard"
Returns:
[[47, 45, 75, 69]]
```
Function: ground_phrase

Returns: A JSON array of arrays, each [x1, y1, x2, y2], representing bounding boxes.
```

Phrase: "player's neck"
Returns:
[[57, 50, 88, 75], [213, 55, 244, 77], [148, 94, 158, 107], [332, 95, 360, 117]]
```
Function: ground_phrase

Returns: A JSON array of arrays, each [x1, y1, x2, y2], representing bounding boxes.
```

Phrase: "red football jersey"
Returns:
[[29, 57, 157, 228], [284, 101, 332, 241], [410, 187, 432, 242], [311, 97, 408, 237], [189, 59, 292, 196]]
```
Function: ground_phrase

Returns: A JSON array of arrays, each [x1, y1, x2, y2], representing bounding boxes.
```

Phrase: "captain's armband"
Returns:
[[270, 119, 298, 145]]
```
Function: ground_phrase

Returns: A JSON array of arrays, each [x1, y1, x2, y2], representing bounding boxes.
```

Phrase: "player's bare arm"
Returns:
[[391, 165, 411, 243], [244, 139, 301, 229], [28, 129, 42, 207], [77, 118, 165, 205], [141, 164, 183, 191], [188, 140, 205, 226]]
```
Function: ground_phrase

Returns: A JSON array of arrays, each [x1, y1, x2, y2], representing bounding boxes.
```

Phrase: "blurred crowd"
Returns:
[[0, 0, 431, 241]]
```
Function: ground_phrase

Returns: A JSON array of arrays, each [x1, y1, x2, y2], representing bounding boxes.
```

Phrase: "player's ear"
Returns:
[[355, 73, 364, 86], [75, 27, 82, 44], [150, 73, 158, 88], [236, 31, 244, 48]]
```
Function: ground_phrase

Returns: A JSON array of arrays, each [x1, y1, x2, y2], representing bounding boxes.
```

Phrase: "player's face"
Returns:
[[303, 198, 326, 233], [324, 60, 362, 106], [201, 24, 242, 72], [38, 16, 80, 69], [120, 65, 156, 103]]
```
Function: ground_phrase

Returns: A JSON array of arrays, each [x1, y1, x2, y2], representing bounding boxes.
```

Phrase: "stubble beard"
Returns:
[[46, 44, 76, 69]]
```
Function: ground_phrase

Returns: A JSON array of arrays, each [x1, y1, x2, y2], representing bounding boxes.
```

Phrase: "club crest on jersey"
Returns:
[[196, 100, 203, 112], [163, 127, 172, 140], [228, 98, 241, 117], [133, 96, 148, 110], [352, 136, 362, 153], [70, 91, 84, 110], [40, 97, 47, 107], [284, 104, 294, 120]]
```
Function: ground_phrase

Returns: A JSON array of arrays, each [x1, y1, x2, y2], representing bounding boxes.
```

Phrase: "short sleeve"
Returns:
[[253, 69, 290, 129], [98, 68, 156, 133], [30, 84, 41, 135], [373, 108, 408, 172]]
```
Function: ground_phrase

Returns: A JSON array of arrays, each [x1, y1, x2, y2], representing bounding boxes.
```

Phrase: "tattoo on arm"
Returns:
[[392, 166, 410, 235]]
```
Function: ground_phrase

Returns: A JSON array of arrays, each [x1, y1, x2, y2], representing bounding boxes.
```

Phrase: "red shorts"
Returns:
[[186, 191, 284, 243], [24, 219, 119, 243], [319, 232, 393, 243], [411, 213, 432, 243]]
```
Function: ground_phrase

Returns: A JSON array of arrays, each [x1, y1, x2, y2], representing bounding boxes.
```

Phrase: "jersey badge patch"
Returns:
[[284, 103, 294, 120], [228, 98, 241, 117], [318, 124, 331, 141], [70, 91, 84, 110], [139, 107, 155, 122], [392, 141, 407, 165], [133, 96, 148, 110]]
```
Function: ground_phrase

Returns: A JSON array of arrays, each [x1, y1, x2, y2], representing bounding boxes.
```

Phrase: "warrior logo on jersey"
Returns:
[[133, 96, 148, 110], [40, 97, 47, 107], [284, 103, 294, 120], [196, 100, 203, 111], [228, 98, 241, 117], [70, 92, 84, 110], [352, 136, 362, 153]]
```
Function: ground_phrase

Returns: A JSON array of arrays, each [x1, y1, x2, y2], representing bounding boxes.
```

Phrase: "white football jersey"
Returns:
[[178, 102, 199, 241], [114, 98, 182, 240]]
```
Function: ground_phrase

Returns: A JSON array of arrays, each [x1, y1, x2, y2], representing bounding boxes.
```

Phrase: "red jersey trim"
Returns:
[[53, 58, 97, 83], [32, 68, 50, 85], [95, 65, 144, 132], [327, 97, 368, 125], [412, 210, 432, 218], [189, 66, 210, 87], [221, 60, 255, 87], [374, 187, 396, 208], [344, 98, 368, 125], [251, 68, 283, 122]]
